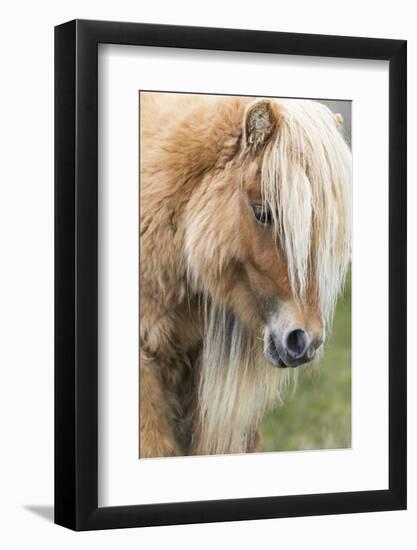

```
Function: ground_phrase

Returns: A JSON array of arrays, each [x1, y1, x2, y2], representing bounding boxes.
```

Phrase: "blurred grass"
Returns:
[[260, 271, 351, 452]]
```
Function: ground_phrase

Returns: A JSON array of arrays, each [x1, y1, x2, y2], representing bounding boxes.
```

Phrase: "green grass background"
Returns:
[[260, 272, 351, 452]]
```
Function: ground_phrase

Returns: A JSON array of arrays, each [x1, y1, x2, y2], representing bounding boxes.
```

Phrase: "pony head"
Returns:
[[184, 97, 351, 371]]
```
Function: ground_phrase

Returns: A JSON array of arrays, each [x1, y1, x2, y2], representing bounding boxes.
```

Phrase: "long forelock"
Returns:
[[261, 99, 352, 325]]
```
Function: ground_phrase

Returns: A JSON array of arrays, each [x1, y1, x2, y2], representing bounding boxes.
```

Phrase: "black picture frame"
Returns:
[[55, 19, 407, 531]]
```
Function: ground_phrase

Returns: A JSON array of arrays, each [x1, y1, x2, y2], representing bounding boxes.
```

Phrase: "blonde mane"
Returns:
[[195, 301, 294, 455]]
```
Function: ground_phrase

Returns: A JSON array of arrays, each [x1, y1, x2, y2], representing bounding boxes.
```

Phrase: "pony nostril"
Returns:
[[285, 329, 309, 359]]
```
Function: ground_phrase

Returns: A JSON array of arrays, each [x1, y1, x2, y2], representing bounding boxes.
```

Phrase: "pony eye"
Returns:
[[252, 204, 273, 225]]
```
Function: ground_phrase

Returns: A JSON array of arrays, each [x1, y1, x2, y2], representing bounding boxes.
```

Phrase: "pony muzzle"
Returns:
[[264, 325, 323, 368]]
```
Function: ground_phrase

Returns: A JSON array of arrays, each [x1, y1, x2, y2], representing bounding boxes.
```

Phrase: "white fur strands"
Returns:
[[195, 302, 294, 455]]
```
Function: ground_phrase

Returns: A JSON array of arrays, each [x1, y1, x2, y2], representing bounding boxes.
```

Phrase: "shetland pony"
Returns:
[[139, 93, 351, 457]]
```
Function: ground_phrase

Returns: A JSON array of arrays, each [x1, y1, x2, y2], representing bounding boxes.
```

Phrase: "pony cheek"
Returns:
[[244, 254, 292, 306]]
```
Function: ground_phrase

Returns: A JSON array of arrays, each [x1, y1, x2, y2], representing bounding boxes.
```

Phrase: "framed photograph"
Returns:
[[55, 20, 407, 530]]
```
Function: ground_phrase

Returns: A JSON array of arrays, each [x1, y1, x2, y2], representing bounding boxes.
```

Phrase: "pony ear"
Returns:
[[244, 100, 277, 149], [334, 113, 344, 128]]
